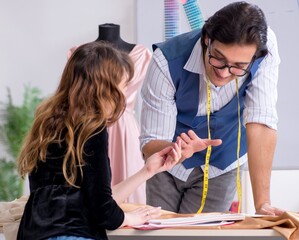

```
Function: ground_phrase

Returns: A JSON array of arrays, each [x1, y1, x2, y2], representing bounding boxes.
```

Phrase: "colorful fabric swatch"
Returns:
[[164, 0, 179, 40], [182, 0, 204, 30]]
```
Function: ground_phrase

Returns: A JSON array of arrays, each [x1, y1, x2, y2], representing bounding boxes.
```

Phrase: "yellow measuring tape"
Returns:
[[197, 78, 212, 214], [197, 78, 242, 214]]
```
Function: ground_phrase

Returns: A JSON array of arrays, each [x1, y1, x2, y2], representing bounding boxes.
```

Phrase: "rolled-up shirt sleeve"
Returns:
[[140, 48, 177, 150], [243, 27, 280, 130]]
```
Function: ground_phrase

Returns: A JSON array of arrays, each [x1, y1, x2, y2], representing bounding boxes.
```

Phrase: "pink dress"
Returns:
[[108, 45, 151, 204]]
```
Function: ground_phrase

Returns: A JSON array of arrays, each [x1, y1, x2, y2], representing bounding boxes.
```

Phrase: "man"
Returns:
[[140, 1, 284, 215]]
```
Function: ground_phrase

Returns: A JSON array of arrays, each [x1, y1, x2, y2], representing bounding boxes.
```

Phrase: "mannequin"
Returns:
[[95, 23, 135, 53]]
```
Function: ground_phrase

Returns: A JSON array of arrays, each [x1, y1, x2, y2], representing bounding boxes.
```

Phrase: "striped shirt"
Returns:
[[140, 27, 280, 181]]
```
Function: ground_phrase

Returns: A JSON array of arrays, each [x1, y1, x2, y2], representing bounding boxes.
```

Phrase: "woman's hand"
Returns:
[[112, 142, 181, 204], [145, 140, 182, 176], [122, 206, 162, 227], [176, 130, 222, 161]]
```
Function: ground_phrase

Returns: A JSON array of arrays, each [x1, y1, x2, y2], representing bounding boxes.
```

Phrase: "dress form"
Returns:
[[94, 24, 151, 204], [95, 23, 135, 53]]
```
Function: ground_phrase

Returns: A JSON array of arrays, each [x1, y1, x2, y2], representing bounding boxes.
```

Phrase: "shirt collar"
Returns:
[[184, 38, 205, 75]]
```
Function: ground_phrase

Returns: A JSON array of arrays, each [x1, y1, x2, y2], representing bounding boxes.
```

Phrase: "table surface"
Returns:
[[0, 229, 285, 240], [107, 228, 285, 240]]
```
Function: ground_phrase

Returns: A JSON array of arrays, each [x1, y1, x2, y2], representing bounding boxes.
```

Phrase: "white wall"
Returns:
[[242, 170, 299, 213], [0, 0, 136, 106], [0, 0, 136, 157]]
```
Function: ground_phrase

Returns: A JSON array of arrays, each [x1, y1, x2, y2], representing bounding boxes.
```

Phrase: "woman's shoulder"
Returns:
[[86, 127, 108, 145]]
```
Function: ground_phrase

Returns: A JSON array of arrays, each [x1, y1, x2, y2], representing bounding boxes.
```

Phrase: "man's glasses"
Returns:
[[207, 39, 255, 77]]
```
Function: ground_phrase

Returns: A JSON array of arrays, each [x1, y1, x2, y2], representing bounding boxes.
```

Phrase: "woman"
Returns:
[[16, 41, 182, 240]]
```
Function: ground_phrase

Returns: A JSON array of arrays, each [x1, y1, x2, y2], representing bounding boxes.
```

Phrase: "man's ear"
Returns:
[[204, 36, 209, 47]]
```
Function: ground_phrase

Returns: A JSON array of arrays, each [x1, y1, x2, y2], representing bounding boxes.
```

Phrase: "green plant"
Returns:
[[0, 157, 20, 201], [0, 85, 43, 201]]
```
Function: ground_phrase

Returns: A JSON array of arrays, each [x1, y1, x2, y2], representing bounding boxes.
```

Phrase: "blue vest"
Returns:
[[153, 29, 263, 170]]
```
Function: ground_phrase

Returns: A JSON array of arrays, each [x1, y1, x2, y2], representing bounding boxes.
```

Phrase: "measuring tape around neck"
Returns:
[[197, 78, 242, 214]]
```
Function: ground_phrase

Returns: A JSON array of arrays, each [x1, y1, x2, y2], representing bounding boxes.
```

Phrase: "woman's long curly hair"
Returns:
[[17, 41, 134, 187]]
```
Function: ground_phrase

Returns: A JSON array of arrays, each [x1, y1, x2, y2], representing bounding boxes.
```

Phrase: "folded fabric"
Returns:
[[120, 203, 299, 240], [0, 195, 29, 240], [222, 212, 299, 240]]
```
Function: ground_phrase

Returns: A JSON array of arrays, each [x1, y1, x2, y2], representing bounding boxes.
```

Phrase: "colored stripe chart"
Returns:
[[164, 0, 179, 40], [181, 0, 205, 30]]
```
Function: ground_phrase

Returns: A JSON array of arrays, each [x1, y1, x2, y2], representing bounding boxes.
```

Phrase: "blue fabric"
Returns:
[[48, 236, 95, 240], [153, 29, 263, 170]]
